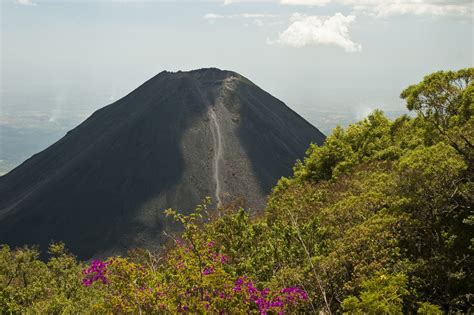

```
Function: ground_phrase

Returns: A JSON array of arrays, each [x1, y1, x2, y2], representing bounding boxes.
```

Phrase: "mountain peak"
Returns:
[[0, 69, 325, 259], [154, 67, 242, 83]]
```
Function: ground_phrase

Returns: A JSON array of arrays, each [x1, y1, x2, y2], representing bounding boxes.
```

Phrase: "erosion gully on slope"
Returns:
[[209, 107, 223, 208]]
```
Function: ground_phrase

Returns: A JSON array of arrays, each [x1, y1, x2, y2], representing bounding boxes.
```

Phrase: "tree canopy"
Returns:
[[1, 68, 473, 314]]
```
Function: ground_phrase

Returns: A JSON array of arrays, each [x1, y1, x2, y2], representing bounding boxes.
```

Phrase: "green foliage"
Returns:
[[0, 243, 101, 314], [417, 302, 443, 315], [291, 110, 415, 183], [263, 68, 473, 313], [1, 68, 472, 313], [342, 273, 409, 315], [401, 68, 474, 166]]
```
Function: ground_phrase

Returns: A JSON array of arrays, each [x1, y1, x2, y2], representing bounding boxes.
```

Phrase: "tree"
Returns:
[[342, 273, 409, 315], [400, 68, 474, 167]]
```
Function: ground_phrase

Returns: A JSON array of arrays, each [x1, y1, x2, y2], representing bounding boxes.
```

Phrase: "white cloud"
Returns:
[[204, 13, 278, 20], [352, 103, 375, 120], [345, 0, 473, 17], [281, 0, 331, 6], [204, 13, 221, 20], [241, 13, 276, 18], [204, 12, 279, 25], [279, 0, 473, 17], [15, 0, 37, 5], [270, 13, 362, 52], [221, 0, 281, 3]]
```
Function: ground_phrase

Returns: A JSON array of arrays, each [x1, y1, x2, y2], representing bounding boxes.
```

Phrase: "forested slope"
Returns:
[[1, 68, 472, 314]]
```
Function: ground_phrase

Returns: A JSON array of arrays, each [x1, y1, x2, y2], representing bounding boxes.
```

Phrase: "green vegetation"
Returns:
[[1, 68, 473, 313]]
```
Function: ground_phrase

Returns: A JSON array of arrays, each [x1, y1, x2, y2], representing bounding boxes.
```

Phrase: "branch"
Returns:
[[286, 207, 332, 314]]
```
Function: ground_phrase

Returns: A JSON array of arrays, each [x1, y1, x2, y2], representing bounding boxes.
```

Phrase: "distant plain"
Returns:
[[0, 80, 407, 175]]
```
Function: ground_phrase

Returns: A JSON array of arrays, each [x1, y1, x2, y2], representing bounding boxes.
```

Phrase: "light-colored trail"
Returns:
[[209, 108, 223, 208]]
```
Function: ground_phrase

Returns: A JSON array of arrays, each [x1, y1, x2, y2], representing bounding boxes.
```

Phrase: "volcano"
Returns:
[[0, 68, 325, 259]]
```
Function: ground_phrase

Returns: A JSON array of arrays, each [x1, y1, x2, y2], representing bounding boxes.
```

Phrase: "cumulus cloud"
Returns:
[[270, 13, 362, 52], [15, 0, 37, 5], [279, 0, 473, 17], [345, 0, 473, 17]]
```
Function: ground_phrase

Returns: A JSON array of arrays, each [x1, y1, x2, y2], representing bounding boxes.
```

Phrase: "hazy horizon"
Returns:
[[1, 0, 473, 174]]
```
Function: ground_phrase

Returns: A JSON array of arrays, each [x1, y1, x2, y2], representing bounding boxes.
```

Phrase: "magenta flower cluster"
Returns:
[[202, 266, 214, 275], [233, 276, 308, 314], [80, 240, 308, 313], [206, 241, 229, 264], [82, 259, 110, 287]]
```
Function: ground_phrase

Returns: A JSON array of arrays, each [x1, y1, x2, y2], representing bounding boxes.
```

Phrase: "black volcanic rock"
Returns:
[[0, 68, 325, 259]]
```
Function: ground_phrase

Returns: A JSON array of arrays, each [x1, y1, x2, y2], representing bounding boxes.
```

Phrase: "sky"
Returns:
[[0, 0, 473, 173]]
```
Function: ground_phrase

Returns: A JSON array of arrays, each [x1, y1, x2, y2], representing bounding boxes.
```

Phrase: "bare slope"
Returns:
[[0, 68, 325, 259]]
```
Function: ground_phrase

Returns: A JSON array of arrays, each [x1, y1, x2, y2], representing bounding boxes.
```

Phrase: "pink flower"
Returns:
[[219, 254, 229, 264], [82, 259, 111, 286], [202, 266, 214, 275], [232, 276, 308, 313]]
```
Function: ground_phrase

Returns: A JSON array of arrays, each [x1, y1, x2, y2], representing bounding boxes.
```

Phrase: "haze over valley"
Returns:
[[2, 0, 471, 175], [0, 79, 408, 175]]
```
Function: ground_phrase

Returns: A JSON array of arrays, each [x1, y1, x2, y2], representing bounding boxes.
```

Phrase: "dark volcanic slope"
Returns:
[[0, 68, 325, 259]]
